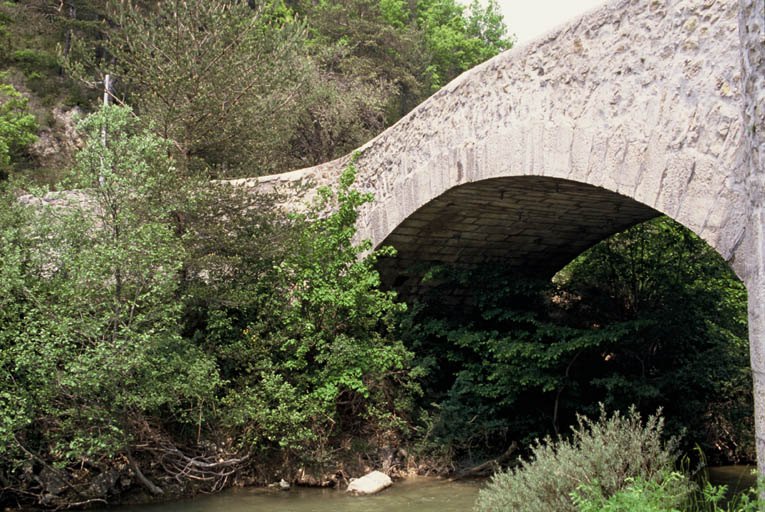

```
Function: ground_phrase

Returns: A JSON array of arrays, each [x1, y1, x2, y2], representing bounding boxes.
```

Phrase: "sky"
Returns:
[[494, 0, 607, 43]]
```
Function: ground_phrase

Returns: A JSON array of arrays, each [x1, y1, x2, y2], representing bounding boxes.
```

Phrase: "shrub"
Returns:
[[683, 477, 765, 512], [474, 406, 693, 512], [10, 49, 57, 76], [571, 471, 687, 512], [213, 157, 417, 458], [572, 474, 765, 512]]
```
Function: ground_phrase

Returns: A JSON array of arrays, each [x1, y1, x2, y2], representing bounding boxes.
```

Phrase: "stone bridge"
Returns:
[[232, 0, 765, 472]]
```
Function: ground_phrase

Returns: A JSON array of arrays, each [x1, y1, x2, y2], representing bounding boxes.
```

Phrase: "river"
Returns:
[[707, 465, 757, 502], [101, 466, 755, 512], [108, 477, 483, 512]]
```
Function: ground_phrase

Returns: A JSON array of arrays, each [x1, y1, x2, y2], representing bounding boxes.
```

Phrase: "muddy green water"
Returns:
[[103, 466, 755, 512], [707, 465, 757, 501], [110, 478, 483, 512]]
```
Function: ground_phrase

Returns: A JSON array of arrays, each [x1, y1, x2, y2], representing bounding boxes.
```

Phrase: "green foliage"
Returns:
[[11, 48, 58, 77], [65, 0, 313, 177], [685, 478, 765, 512], [474, 407, 692, 512], [294, 0, 426, 157], [571, 472, 687, 512], [0, 103, 423, 506], [0, 0, 100, 183], [216, 159, 417, 455], [0, 74, 37, 178], [292, 0, 513, 164], [379, 0, 409, 28], [4, 0, 512, 182], [560, 217, 752, 461], [401, 266, 641, 457], [0, 105, 219, 470], [287, 57, 393, 166], [417, 0, 512, 88], [0, 179, 35, 461], [570, 472, 765, 512], [403, 217, 752, 463]]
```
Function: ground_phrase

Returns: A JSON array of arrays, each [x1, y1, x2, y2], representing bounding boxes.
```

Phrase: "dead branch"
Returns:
[[54, 497, 108, 510], [449, 442, 519, 481]]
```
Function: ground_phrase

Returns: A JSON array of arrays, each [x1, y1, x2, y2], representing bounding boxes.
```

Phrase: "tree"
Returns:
[[0, 75, 38, 179], [287, 0, 513, 167], [216, 160, 417, 458], [287, 0, 427, 164], [0, 105, 220, 504], [561, 217, 752, 462], [417, 0, 513, 89], [66, 0, 313, 177], [402, 217, 752, 463]]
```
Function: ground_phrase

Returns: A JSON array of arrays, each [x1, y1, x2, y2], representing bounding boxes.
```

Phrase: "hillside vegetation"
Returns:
[[1, 0, 511, 182]]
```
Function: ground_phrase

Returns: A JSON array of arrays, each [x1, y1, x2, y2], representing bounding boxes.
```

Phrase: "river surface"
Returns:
[[103, 466, 755, 512], [109, 477, 483, 512], [707, 465, 757, 501]]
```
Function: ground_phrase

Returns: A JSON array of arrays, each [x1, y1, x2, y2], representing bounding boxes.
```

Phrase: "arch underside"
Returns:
[[377, 176, 660, 295]]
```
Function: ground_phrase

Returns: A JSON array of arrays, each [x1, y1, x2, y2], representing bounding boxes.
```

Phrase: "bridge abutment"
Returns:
[[739, 0, 765, 478]]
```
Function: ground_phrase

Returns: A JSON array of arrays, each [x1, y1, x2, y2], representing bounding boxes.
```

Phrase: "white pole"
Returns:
[[103, 73, 111, 107], [99, 74, 111, 188]]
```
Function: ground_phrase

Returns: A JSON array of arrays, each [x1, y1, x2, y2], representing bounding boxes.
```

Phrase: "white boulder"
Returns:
[[346, 471, 392, 495]]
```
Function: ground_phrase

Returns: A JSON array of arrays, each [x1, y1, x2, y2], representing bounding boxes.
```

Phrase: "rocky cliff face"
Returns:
[[29, 106, 83, 172]]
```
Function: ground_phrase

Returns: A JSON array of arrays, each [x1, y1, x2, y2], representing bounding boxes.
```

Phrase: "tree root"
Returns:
[[126, 452, 164, 496]]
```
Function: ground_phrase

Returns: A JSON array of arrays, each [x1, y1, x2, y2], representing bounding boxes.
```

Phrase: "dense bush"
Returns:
[[0, 106, 218, 470], [571, 472, 765, 512], [571, 471, 688, 512], [561, 217, 752, 462], [474, 407, 693, 512], [212, 157, 418, 458], [402, 217, 752, 464]]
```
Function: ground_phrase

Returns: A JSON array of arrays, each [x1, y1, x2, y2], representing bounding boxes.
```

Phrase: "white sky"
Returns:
[[495, 0, 607, 43]]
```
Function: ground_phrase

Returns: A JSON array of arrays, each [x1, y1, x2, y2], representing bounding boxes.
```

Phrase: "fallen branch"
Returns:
[[55, 497, 108, 511], [449, 442, 519, 481]]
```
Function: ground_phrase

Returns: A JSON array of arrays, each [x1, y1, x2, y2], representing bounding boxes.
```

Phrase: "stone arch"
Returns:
[[239, 0, 764, 471], [347, 0, 748, 280]]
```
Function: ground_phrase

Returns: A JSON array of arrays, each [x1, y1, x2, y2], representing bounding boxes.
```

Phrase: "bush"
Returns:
[[216, 158, 417, 457], [474, 406, 693, 512], [571, 471, 687, 512], [11, 49, 57, 76], [572, 474, 765, 512], [0, 105, 220, 488]]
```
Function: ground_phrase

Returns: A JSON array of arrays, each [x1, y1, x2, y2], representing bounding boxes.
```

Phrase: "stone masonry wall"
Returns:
[[738, 0, 765, 477], [236, 0, 749, 279]]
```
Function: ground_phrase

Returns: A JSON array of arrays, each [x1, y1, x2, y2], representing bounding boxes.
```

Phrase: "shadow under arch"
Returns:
[[376, 176, 663, 296]]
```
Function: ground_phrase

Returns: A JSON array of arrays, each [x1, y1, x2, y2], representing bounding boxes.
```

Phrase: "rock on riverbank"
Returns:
[[346, 471, 392, 495]]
